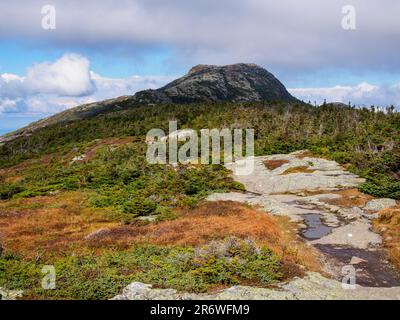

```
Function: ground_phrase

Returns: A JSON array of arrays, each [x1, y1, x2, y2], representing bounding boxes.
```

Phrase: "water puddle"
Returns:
[[301, 213, 332, 240]]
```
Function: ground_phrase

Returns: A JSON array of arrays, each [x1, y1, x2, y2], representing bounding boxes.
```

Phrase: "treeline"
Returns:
[[0, 101, 399, 199]]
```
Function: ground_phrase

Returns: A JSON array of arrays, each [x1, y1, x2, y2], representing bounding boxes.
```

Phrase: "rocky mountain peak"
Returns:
[[134, 63, 297, 104], [187, 63, 260, 75]]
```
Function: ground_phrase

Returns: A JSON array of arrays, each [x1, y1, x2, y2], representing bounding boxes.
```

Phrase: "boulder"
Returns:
[[364, 199, 397, 212]]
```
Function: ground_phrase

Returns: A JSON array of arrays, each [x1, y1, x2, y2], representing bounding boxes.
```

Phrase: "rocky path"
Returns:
[[207, 151, 400, 294], [115, 151, 400, 300]]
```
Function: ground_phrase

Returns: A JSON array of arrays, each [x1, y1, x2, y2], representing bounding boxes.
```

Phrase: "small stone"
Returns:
[[364, 198, 397, 212], [137, 215, 157, 222], [70, 154, 86, 164], [362, 213, 379, 220], [350, 256, 367, 265], [0, 288, 23, 300], [339, 207, 364, 219]]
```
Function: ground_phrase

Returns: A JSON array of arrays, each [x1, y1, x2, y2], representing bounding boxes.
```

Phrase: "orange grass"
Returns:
[[263, 159, 289, 170], [0, 192, 118, 258], [0, 194, 321, 275], [322, 188, 373, 207], [281, 166, 316, 175], [88, 201, 322, 274], [374, 206, 400, 269]]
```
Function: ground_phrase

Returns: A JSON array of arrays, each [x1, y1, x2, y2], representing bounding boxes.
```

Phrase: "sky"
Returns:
[[0, 0, 399, 135]]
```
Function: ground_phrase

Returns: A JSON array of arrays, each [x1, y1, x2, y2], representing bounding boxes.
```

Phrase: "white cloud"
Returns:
[[90, 72, 174, 99], [289, 82, 400, 107], [1, 74, 24, 82], [24, 53, 95, 96], [0, 98, 20, 114], [0, 54, 174, 117], [0, 53, 94, 99]]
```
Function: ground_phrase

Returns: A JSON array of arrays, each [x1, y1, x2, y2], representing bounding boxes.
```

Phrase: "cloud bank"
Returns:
[[0, 0, 399, 76], [0, 54, 174, 115], [289, 83, 400, 107]]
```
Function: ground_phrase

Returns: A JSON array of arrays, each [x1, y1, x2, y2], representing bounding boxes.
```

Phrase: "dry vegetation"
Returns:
[[263, 159, 289, 170], [322, 188, 373, 207], [104, 200, 322, 277], [0, 193, 321, 278], [281, 166, 316, 175], [0, 192, 119, 259], [374, 206, 400, 269]]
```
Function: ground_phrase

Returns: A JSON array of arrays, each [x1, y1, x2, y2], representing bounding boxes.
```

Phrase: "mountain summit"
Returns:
[[0, 64, 297, 142], [134, 63, 297, 104]]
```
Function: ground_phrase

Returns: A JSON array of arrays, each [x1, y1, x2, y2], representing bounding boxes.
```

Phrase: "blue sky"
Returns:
[[0, 0, 399, 135], [2, 39, 400, 88], [0, 40, 177, 78]]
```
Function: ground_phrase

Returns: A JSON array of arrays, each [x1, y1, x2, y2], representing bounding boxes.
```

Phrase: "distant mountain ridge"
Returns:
[[0, 63, 297, 143]]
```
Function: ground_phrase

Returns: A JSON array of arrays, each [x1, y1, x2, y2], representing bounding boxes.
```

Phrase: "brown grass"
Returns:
[[374, 206, 400, 269], [88, 201, 322, 274], [0, 192, 119, 258], [281, 166, 316, 175], [0, 192, 321, 276], [81, 137, 134, 161], [4, 176, 24, 183], [139, 201, 281, 246], [322, 188, 373, 207], [263, 159, 289, 170]]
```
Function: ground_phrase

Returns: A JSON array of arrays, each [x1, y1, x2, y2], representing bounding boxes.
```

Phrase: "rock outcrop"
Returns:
[[134, 63, 297, 104], [207, 151, 400, 289], [364, 198, 397, 212]]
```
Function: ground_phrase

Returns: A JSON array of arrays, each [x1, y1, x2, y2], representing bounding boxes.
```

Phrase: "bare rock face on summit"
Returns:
[[133, 63, 297, 104]]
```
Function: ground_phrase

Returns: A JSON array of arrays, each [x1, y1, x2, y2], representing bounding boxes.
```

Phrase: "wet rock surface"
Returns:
[[311, 221, 381, 249], [315, 245, 400, 287], [301, 214, 333, 240]]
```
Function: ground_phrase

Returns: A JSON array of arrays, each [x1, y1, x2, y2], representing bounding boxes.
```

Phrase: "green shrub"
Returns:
[[122, 197, 157, 216], [0, 238, 282, 299], [0, 183, 23, 200]]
